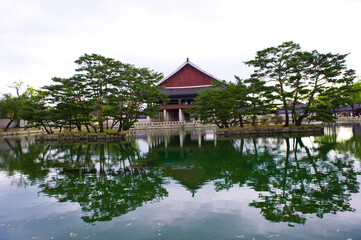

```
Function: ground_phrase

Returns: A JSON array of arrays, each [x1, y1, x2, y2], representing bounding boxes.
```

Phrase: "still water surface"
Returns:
[[0, 123, 361, 240]]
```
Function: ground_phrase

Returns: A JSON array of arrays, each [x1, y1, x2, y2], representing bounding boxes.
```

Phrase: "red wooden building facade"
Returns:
[[156, 59, 221, 122]]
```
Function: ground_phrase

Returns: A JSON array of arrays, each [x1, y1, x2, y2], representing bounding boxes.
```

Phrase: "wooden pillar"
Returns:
[[198, 132, 202, 147], [163, 109, 168, 122], [179, 131, 184, 148], [214, 133, 217, 147], [147, 135, 152, 147], [179, 109, 184, 122]]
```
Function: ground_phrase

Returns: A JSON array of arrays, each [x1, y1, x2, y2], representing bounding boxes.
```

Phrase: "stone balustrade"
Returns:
[[217, 125, 324, 136]]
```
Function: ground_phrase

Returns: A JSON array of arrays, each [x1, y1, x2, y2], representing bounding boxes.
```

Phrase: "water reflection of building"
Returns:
[[135, 129, 218, 196], [135, 129, 217, 152], [323, 122, 361, 142]]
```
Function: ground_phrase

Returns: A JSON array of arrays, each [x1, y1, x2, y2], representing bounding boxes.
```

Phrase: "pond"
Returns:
[[0, 123, 361, 240]]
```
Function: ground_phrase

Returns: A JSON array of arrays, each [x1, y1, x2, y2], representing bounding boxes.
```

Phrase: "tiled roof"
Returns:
[[157, 58, 221, 86], [336, 104, 361, 112]]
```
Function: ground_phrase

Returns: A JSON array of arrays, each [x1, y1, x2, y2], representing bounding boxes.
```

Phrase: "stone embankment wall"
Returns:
[[217, 126, 324, 136], [35, 132, 131, 142], [336, 117, 361, 122], [0, 129, 42, 136]]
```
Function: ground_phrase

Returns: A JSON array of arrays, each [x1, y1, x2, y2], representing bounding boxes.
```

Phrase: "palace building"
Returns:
[[156, 58, 221, 122]]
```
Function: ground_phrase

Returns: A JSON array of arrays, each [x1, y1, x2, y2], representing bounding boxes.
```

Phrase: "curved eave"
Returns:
[[159, 85, 211, 97]]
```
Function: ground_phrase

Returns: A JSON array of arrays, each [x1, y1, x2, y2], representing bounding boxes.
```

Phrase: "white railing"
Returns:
[[134, 121, 187, 126]]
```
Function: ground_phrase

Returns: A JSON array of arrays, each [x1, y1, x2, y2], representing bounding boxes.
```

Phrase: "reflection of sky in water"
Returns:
[[337, 127, 353, 142], [2, 175, 361, 240], [136, 138, 149, 155]]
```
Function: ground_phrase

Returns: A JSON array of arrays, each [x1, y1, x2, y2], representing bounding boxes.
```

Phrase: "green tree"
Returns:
[[43, 77, 95, 132], [105, 64, 167, 131], [0, 81, 28, 131], [191, 80, 245, 128], [74, 54, 117, 132], [245, 41, 301, 127], [345, 78, 361, 116], [291, 51, 353, 125], [239, 77, 276, 126], [36, 54, 166, 133], [246, 41, 356, 126], [0, 94, 22, 130], [21, 88, 55, 134]]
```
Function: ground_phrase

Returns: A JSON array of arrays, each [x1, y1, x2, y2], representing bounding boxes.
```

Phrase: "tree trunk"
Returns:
[[252, 114, 256, 126], [89, 123, 97, 133], [284, 108, 289, 127], [15, 119, 21, 128], [295, 117, 303, 126], [117, 119, 123, 132], [282, 95, 289, 127], [85, 124, 90, 133], [4, 119, 14, 132], [41, 123, 51, 134], [111, 120, 118, 129], [99, 120, 104, 132], [239, 116, 244, 127]]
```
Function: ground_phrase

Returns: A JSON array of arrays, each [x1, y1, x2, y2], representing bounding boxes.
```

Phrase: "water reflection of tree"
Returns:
[[0, 137, 49, 187], [147, 134, 360, 225], [40, 169, 167, 223], [39, 142, 168, 223], [248, 137, 359, 224], [0, 140, 168, 223], [0, 133, 359, 225], [317, 123, 361, 160]]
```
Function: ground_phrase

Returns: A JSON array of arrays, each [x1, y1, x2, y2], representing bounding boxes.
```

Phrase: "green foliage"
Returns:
[[245, 41, 301, 127], [42, 76, 95, 132], [344, 78, 361, 114], [308, 99, 336, 122], [191, 77, 276, 128], [240, 77, 276, 125], [21, 88, 57, 134], [74, 54, 117, 132], [29, 54, 167, 133], [105, 65, 167, 131], [245, 41, 356, 126], [0, 81, 31, 131], [190, 80, 243, 128]]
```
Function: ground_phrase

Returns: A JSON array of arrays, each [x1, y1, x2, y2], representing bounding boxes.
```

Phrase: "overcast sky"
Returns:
[[1, 0, 360, 95]]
